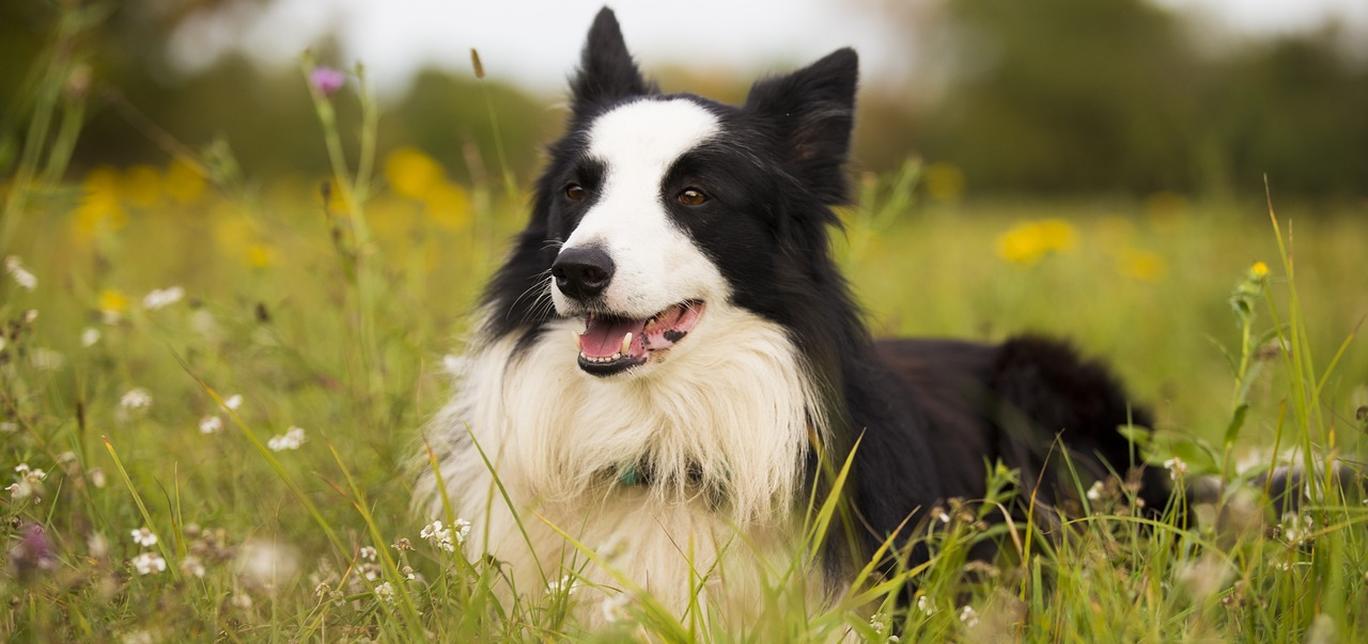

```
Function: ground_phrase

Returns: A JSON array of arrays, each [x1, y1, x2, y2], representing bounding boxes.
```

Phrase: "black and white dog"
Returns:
[[418, 8, 1166, 622]]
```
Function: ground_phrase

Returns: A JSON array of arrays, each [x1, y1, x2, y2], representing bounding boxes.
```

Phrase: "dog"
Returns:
[[416, 7, 1167, 625]]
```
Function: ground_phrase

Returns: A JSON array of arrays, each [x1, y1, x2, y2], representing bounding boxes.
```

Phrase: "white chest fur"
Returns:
[[416, 306, 825, 622]]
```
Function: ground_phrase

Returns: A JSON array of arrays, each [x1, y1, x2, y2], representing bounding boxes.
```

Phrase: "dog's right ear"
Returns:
[[570, 8, 651, 114]]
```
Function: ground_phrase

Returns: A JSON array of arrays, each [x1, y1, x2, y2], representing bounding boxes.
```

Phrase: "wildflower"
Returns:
[[546, 574, 576, 595], [359, 546, 377, 562], [1249, 261, 1269, 280], [401, 565, 417, 581], [392, 537, 413, 552], [8, 523, 57, 577], [198, 416, 223, 434], [5, 256, 37, 290], [1086, 480, 1105, 502], [131, 552, 167, 575], [224, 394, 243, 410], [917, 594, 937, 616], [314, 581, 332, 598], [163, 158, 205, 205], [309, 66, 347, 96], [8, 464, 47, 500], [231, 592, 253, 609], [374, 581, 395, 604], [384, 146, 445, 200], [454, 518, 471, 544], [120, 388, 153, 411], [98, 289, 129, 323], [869, 614, 887, 634], [959, 604, 980, 628], [995, 218, 1077, 266], [420, 519, 456, 552], [267, 426, 306, 451], [180, 556, 206, 578], [81, 327, 101, 347], [1163, 457, 1187, 481], [131, 527, 159, 547], [932, 507, 951, 524], [88, 468, 107, 488], [142, 286, 185, 310], [1280, 513, 1314, 544]]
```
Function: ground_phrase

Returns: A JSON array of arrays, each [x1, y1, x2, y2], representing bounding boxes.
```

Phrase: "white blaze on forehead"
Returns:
[[586, 99, 720, 177], [556, 98, 728, 319]]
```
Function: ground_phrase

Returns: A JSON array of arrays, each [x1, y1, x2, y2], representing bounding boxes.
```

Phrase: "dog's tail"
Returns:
[[989, 335, 1170, 511]]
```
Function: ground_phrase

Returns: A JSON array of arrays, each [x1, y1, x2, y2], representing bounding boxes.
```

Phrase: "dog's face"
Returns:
[[490, 8, 858, 378]]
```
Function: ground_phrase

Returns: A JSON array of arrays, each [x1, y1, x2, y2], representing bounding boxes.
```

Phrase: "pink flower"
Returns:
[[309, 67, 346, 97]]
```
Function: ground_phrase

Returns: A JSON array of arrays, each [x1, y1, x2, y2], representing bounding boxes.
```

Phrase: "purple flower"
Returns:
[[9, 523, 56, 579], [309, 67, 347, 97]]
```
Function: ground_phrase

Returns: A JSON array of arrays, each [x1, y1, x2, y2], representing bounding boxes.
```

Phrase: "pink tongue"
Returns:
[[580, 316, 646, 358]]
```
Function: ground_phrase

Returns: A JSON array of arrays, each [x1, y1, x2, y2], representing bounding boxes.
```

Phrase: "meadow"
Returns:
[[3, 60, 1368, 642]]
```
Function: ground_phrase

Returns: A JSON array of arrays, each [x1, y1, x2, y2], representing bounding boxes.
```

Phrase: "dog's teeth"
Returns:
[[620, 332, 633, 354]]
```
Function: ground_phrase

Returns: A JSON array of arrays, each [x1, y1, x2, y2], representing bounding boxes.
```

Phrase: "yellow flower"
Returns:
[[163, 159, 206, 205], [245, 243, 276, 268], [71, 167, 128, 240], [122, 165, 164, 208], [98, 289, 129, 315], [995, 218, 1077, 266], [421, 182, 472, 231], [1250, 261, 1269, 279], [384, 147, 445, 200], [1118, 248, 1166, 282], [924, 161, 966, 203]]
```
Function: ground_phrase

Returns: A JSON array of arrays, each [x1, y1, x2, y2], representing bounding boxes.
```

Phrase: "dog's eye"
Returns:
[[564, 183, 586, 201], [676, 188, 708, 206]]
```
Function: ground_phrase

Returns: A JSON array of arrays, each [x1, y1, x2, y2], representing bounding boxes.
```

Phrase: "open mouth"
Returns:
[[575, 300, 705, 376]]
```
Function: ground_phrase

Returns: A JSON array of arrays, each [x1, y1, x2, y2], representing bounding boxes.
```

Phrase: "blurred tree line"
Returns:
[[2, 0, 1365, 199]]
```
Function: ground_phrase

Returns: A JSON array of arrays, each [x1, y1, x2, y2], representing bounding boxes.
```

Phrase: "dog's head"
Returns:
[[487, 8, 858, 378]]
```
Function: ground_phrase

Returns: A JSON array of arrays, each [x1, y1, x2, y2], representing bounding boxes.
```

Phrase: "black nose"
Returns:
[[552, 246, 615, 300]]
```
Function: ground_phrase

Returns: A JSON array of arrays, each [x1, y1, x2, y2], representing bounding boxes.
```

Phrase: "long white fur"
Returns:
[[415, 99, 828, 622]]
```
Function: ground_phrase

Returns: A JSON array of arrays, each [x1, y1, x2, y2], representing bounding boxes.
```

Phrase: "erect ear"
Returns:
[[744, 48, 859, 204], [570, 8, 651, 113]]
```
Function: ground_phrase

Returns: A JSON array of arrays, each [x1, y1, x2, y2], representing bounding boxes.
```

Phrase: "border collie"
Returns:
[[417, 7, 1166, 624]]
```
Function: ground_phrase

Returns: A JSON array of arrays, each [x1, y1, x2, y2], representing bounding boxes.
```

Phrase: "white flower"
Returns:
[[8, 464, 48, 499], [360, 546, 377, 561], [235, 539, 300, 592], [131, 527, 159, 547], [1086, 480, 1105, 502], [545, 574, 576, 595], [917, 594, 937, 616], [5, 256, 37, 290], [223, 394, 243, 410], [131, 552, 167, 575], [81, 327, 101, 348], [1163, 457, 1187, 481], [120, 388, 153, 411], [421, 518, 467, 552], [267, 426, 306, 451], [375, 581, 395, 604], [180, 556, 206, 578], [88, 467, 107, 488], [198, 415, 223, 434], [142, 286, 185, 310], [959, 605, 979, 628]]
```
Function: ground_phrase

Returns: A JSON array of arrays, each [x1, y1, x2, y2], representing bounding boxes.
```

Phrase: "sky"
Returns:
[[167, 0, 1368, 96]]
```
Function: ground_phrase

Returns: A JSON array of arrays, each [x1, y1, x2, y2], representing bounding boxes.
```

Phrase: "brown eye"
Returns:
[[564, 183, 586, 201], [676, 188, 708, 206]]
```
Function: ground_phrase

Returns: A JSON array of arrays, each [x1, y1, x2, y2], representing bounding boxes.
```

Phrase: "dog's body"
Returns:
[[417, 8, 1165, 623]]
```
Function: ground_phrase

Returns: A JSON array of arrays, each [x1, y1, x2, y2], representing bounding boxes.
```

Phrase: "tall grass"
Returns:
[[2, 12, 1366, 643]]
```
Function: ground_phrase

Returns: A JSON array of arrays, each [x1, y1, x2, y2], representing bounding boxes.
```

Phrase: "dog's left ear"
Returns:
[[571, 8, 652, 114], [745, 48, 859, 204]]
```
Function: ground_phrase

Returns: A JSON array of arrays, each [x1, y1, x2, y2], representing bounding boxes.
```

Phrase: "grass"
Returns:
[[3, 26, 1368, 644]]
